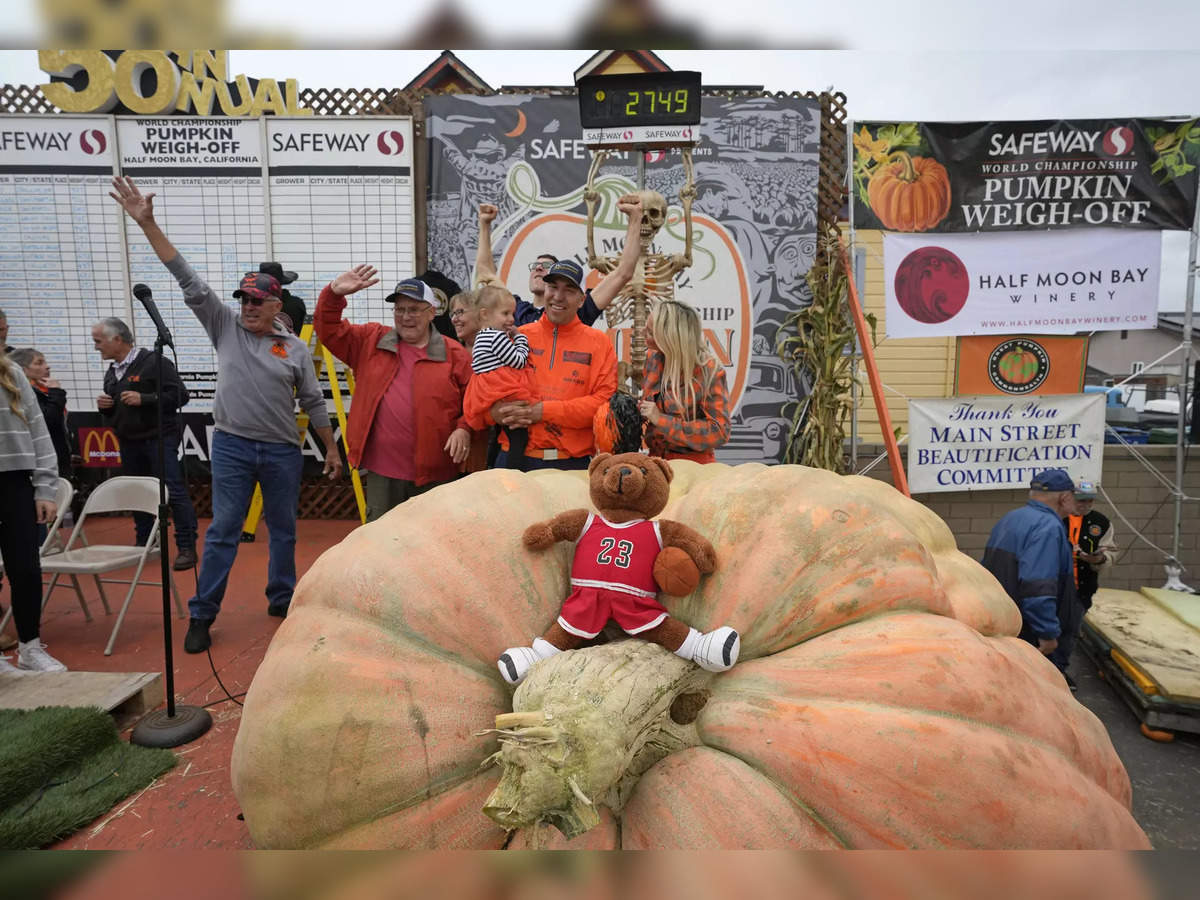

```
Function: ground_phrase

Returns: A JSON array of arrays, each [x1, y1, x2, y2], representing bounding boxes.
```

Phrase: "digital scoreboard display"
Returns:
[[577, 71, 702, 131]]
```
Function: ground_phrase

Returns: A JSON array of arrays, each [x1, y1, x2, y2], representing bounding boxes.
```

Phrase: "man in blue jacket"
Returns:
[[981, 469, 1082, 690]]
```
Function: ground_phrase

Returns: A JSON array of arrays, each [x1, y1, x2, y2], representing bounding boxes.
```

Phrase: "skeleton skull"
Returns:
[[637, 190, 667, 244]]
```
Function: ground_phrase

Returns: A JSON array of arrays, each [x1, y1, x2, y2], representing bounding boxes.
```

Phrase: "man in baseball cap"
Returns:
[[982, 468, 1082, 686], [314, 265, 473, 522], [1063, 478, 1115, 689], [109, 175, 341, 656], [259, 262, 306, 333]]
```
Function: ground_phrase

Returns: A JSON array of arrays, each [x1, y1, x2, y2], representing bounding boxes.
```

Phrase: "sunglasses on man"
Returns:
[[238, 294, 277, 306], [528, 260, 555, 272]]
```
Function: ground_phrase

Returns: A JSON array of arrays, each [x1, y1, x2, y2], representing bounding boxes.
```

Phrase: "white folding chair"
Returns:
[[0, 476, 77, 630], [39, 475, 186, 656]]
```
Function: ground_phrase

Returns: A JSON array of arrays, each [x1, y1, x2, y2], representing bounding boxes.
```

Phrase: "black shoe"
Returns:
[[184, 618, 213, 654], [173, 547, 198, 570], [267, 604, 289, 619], [1064, 671, 1079, 693]]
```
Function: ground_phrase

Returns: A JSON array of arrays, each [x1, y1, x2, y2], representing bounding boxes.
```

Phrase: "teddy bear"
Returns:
[[497, 452, 740, 685]]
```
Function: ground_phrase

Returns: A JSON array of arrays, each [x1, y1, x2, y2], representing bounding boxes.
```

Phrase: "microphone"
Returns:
[[133, 283, 174, 349]]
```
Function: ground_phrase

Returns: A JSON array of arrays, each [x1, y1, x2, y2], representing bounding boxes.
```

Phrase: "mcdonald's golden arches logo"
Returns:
[[79, 427, 122, 468]]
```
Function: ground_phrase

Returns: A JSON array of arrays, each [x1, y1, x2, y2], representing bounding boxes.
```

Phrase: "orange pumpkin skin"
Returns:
[[230, 463, 1149, 849], [868, 154, 952, 232]]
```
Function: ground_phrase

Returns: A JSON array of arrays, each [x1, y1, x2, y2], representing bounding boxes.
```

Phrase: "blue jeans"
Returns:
[[121, 430, 198, 549], [188, 431, 302, 621]]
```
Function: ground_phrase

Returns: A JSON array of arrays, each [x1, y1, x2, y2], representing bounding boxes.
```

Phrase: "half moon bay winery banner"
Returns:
[[424, 93, 821, 463], [852, 118, 1199, 232], [883, 229, 1161, 338], [908, 393, 1105, 494]]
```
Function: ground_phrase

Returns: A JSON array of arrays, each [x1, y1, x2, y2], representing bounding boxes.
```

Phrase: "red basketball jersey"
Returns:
[[570, 514, 663, 598]]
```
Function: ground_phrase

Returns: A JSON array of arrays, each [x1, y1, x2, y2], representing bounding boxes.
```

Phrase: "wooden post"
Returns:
[[836, 235, 910, 497]]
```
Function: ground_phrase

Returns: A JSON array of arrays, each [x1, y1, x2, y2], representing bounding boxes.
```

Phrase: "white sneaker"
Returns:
[[17, 639, 67, 672], [677, 626, 740, 673], [0, 654, 29, 677], [497, 637, 560, 685]]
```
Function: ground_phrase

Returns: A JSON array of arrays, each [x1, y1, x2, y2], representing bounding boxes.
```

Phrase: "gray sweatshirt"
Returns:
[[0, 362, 58, 501], [165, 253, 330, 445]]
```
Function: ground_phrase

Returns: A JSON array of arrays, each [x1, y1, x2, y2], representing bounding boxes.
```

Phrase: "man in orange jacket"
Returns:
[[489, 258, 618, 471], [316, 266, 473, 519]]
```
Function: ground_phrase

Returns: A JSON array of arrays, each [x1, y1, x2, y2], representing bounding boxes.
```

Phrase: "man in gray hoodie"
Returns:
[[110, 176, 342, 654]]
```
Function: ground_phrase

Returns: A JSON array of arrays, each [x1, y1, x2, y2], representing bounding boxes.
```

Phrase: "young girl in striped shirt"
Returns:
[[463, 285, 540, 470]]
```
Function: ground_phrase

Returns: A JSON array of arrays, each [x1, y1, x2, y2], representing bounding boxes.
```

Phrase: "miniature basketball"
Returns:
[[653, 546, 700, 596]]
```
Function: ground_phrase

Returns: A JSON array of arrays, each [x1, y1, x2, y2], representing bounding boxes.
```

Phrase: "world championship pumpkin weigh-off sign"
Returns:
[[852, 118, 1199, 233]]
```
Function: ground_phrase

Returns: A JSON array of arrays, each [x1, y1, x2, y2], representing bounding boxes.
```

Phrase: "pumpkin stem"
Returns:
[[883, 149, 918, 182], [481, 639, 709, 839]]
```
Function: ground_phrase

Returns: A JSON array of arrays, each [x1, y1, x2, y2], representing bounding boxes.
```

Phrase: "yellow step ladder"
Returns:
[[240, 323, 366, 540]]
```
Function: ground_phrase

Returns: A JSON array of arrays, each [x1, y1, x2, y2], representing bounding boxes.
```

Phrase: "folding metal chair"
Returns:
[[0, 476, 76, 630], [39, 475, 185, 655]]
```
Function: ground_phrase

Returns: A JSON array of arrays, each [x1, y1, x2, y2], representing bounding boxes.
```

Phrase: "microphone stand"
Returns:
[[130, 313, 212, 747]]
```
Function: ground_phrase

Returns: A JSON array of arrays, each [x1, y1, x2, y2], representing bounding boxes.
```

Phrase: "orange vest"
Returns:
[[1066, 515, 1083, 587]]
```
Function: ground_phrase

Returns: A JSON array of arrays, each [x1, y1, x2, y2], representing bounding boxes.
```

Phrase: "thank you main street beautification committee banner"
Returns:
[[852, 118, 1199, 232], [883, 229, 1160, 338], [425, 93, 821, 463], [908, 393, 1105, 494]]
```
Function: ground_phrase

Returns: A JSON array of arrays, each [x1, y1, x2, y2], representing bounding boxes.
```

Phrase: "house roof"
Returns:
[[573, 49, 672, 82], [404, 50, 492, 93]]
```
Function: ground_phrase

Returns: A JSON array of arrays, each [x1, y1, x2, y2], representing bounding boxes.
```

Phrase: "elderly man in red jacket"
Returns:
[[316, 264, 473, 521]]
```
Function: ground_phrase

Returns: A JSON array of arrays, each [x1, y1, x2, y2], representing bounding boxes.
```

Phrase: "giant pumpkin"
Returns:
[[230, 463, 1149, 849]]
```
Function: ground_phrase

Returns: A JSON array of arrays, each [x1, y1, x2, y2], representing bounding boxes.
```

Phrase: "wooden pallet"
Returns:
[[1081, 588, 1200, 738], [0, 671, 163, 730]]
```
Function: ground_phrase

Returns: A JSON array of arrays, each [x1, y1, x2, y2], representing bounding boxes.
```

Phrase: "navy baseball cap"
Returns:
[[1030, 469, 1075, 492], [384, 278, 437, 306], [542, 259, 585, 292], [233, 272, 282, 301]]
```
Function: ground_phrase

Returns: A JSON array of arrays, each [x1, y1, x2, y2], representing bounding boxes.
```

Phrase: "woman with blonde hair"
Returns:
[[0, 346, 66, 673], [639, 300, 731, 463]]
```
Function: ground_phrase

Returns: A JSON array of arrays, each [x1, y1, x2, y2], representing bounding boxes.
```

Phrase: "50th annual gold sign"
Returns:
[[38, 50, 310, 117]]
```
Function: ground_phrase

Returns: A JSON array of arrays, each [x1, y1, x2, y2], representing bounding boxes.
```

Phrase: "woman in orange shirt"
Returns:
[[639, 300, 730, 463]]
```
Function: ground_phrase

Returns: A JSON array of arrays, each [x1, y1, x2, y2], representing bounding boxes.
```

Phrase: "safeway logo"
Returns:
[[1102, 125, 1134, 156], [377, 130, 405, 155], [79, 129, 106, 155]]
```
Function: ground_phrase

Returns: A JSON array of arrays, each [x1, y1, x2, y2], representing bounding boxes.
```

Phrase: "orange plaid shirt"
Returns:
[[641, 349, 730, 461]]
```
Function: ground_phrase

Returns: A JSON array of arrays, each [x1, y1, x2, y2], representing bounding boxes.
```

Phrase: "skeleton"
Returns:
[[584, 148, 695, 393]]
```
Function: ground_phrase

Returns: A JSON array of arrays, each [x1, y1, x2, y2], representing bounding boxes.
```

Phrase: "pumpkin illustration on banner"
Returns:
[[853, 123, 953, 232], [996, 346, 1039, 385], [230, 463, 1149, 850]]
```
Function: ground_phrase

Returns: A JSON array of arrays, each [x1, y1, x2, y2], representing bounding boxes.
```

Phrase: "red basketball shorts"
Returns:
[[557, 586, 668, 638]]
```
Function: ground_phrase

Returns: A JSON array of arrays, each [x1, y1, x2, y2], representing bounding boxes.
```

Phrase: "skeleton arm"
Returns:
[[585, 150, 615, 274], [667, 148, 696, 278], [591, 196, 645, 312]]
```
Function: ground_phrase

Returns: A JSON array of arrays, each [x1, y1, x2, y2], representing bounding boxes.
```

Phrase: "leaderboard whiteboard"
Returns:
[[0, 114, 415, 416]]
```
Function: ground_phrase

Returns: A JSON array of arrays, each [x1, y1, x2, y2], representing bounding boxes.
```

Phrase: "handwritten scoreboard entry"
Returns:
[[0, 114, 416, 415], [267, 118, 415, 333], [0, 115, 126, 405], [117, 116, 267, 409]]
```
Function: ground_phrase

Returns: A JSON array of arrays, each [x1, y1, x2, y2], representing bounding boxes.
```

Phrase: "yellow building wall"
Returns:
[[851, 229, 958, 443]]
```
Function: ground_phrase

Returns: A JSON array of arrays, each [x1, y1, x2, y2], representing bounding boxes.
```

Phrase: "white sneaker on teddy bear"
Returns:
[[498, 637, 560, 685], [676, 626, 740, 672]]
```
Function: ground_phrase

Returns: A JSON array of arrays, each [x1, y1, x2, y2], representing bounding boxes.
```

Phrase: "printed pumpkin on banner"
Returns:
[[955, 335, 1089, 396]]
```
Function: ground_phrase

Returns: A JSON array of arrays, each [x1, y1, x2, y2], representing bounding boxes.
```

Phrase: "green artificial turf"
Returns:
[[0, 706, 176, 849]]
